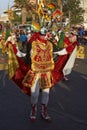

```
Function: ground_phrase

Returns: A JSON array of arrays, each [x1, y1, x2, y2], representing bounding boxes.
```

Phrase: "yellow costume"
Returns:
[[22, 38, 54, 89]]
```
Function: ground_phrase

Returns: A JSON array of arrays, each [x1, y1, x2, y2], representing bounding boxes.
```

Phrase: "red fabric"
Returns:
[[12, 45, 18, 54], [12, 57, 31, 96], [52, 54, 69, 84], [29, 32, 47, 44], [52, 40, 77, 84], [51, 37, 71, 84], [66, 42, 77, 53], [11, 33, 77, 95], [6, 41, 18, 54], [6, 42, 31, 96], [11, 33, 47, 96], [64, 37, 71, 46]]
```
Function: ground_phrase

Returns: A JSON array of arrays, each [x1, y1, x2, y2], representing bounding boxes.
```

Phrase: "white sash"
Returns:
[[63, 46, 77, 76]]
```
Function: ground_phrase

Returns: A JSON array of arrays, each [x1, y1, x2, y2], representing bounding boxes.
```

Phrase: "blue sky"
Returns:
[[0, 0, 14, 15]]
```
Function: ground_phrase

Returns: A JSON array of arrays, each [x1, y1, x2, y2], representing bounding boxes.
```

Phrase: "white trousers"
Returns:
[[31, 76, 50, 105]]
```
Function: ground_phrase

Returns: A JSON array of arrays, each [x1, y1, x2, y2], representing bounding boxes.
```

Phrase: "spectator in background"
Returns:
[[78, 26, 85, 37], [27, 30, 32, 42], [15, 29, 20, 42], [78, 26, 85, 44], [20, 31, 27, 52], [0, 24, 2, 32], [52, 30, 78, 83]]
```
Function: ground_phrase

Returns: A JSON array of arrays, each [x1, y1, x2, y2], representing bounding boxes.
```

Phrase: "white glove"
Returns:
[[53, 48, 67, 55], [30, 49, 33, 57], [16, 50, 26, 57]]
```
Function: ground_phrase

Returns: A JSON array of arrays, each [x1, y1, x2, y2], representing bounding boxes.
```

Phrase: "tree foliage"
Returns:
[[13, 12, 21, 23], [62, 0, 85, 25], [13, 0, 85, 25], [14, 0, 36, 22], [14, 0, 36, 14]]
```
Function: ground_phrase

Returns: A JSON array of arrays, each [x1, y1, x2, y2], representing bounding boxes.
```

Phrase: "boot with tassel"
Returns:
[[30, 104, 37, 122], [41, 104, 51, 122]]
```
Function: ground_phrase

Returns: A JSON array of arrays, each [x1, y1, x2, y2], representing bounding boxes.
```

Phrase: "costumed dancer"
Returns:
[[57, 27, 65, 49], [3, 1, 65, 122], [2, 31, 31, 95], [22, 22, 54, 122], [52, 30, 78, 83], [5, 32, 26, 57], [22, 2, 63, 122]]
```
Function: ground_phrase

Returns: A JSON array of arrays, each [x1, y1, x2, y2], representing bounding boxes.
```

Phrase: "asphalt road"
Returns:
[[0, 58, 87, 130]]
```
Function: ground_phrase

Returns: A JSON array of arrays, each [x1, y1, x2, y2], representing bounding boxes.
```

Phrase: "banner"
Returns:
[[76, 45, 87, 59]]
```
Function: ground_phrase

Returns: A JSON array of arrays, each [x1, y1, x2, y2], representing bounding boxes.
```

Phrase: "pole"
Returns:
[[36, 0, 38, 10], [36, 0, 40, 22], [60, 0, 63, 26], [69, 11, 71, 29]]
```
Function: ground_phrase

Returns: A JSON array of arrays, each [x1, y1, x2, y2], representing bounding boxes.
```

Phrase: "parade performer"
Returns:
[[22, 23, 54, 122], [2, 31, 31, 95], [52, 30, 78, 83], [57, 27, 65, 49], [2, 1, 74, 122], [21, 2, 63, 122]]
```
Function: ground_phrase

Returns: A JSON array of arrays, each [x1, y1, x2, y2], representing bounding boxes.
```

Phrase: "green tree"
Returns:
[[14, 0, 36, 23], [14, 0, 35, 11], [13, 12, 21, 23], [62, 0, 85, 26]]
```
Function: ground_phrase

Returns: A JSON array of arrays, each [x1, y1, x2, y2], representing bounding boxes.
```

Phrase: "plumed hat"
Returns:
[[52, 9, 63, 19], [31, 21, 41, 32], [47, 3, 56, 10]]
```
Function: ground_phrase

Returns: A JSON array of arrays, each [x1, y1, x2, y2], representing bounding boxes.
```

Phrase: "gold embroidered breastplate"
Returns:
[[31, 40, 54, 72]]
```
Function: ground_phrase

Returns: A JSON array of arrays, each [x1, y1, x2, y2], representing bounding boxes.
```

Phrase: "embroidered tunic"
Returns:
[[22, 38, 54, 89]]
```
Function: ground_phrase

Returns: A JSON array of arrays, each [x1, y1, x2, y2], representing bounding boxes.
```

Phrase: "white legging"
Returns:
[[31, 76, 50, 105]]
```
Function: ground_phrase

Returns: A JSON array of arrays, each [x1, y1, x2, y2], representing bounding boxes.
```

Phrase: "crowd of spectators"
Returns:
[[71, 25, 87, 45]]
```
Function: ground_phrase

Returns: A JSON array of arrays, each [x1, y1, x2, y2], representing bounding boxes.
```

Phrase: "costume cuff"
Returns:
[[53, 48, 67, 55], [16, 50, 26, 57]]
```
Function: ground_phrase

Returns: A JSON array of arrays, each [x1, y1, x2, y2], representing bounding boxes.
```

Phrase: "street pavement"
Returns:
[[0, 55, 87, 130]]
